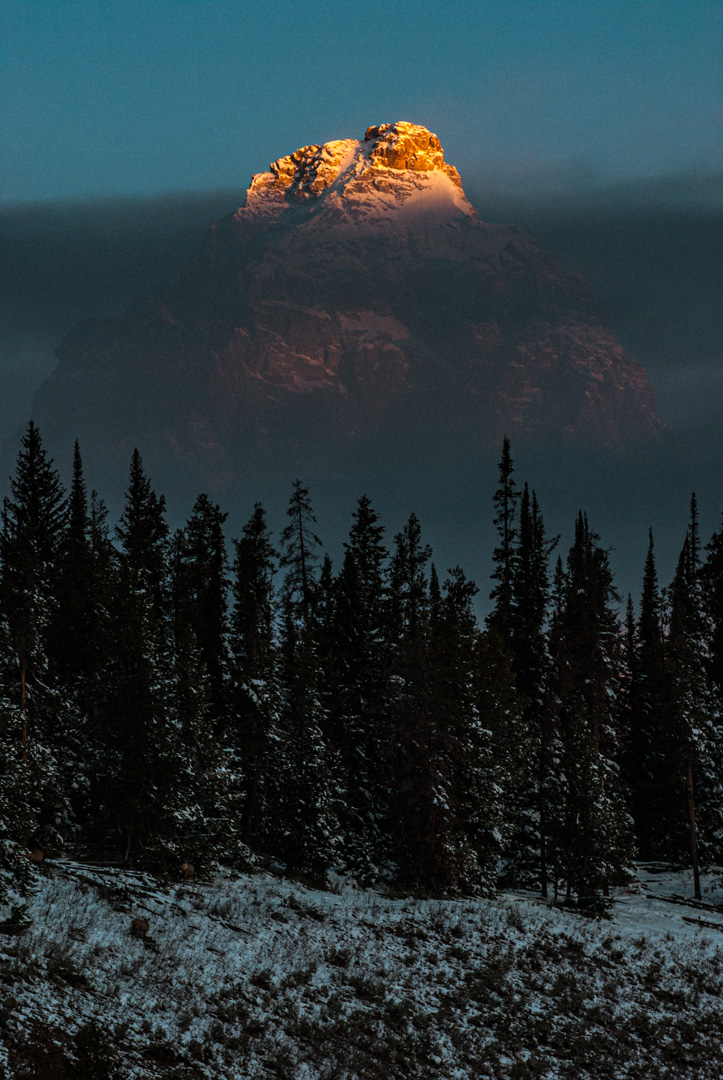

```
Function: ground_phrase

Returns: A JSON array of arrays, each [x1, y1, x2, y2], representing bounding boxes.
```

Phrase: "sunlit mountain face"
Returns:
[[31, 122, 659, 504]]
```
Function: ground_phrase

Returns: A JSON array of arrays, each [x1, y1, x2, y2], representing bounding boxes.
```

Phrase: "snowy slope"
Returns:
[[3, 861, 723, 1079], [242, 123, 476, 234]]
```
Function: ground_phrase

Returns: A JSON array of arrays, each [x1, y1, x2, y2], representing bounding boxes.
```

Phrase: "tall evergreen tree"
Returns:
[[474, 627, 529, 891], [702, 506, 723, 694], [115, 448, 169, 633], [622, 530, 668, 857], [0, 421, 66, 754], [229, 503, 280, 847], [279, 480, 322, 626], [487, 436, 520, 645], [328, 496, 392, 880], [0, 422, 69, 848], [48, 443, 92, 683], [96, 451, 187, 867], [507, 485, 558, 894], [438, 568, 517, 893], [45, 444, 119, 832], [172, 494, 230, 725], [665, 501, 723, 895], [388, 513, 431, 643], [549, 513, 633, 903], [230, 504, 277, 685], [277, 483, 340, 878], [387, 515, 462, 890]]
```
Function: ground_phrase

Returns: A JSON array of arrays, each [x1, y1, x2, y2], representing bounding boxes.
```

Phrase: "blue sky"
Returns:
[[1, 0, 721, 202]]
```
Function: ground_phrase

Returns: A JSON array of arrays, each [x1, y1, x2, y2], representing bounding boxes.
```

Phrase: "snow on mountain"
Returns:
[[243, 123, 475, 230]]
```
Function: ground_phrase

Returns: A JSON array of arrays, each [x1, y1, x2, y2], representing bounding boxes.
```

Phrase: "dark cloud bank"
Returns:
[[1, 171, 722, 604]]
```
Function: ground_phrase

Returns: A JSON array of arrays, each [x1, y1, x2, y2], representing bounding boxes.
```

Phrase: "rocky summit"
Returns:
[[34, 122, 660, 494]]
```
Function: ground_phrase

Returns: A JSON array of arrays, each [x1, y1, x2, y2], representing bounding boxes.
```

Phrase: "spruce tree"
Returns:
[[702, 507, 723, 693], [229, 503, 280, 848], [326, 496, 392, 880], [507, 484, 558, 893], [279, 480, 322, 625], [487, 435, 520, 645], [0, 620, 41, 903], [473, 627, 529, 891], [622, 531, 669, 857], [665, 502, 723, 895], [0, 422, 69, 849], [172, 494, 230, 726], [47, 442, 93, 691], [46, 444, 119, 833], [0, 421, 66, 755], [98, 450, 185, 867], [549, 513, 633, 903], [436, 568, 519, 894], [387, 514, 464, 890], [115, 448, 169, 632], [277, 483, 340, 878]]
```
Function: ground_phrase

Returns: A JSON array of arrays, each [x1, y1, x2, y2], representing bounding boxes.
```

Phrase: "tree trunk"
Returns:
[[687, 758, 702, 900], [241, 774, 258, 843], [20, 640, 28, 764], [298, 515, 309, 624], [539, 713, 550, 899], [539, 812, 548, 899]]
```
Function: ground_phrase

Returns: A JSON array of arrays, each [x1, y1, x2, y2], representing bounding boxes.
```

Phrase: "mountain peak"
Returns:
[[36, 122, 661, 500], [364, 121, 463, 188], [243, 122, 472, 222]]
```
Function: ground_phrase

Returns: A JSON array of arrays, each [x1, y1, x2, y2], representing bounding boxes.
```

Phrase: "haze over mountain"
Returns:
[[30, 122, 659, 501], [1, 136, 721, 604]]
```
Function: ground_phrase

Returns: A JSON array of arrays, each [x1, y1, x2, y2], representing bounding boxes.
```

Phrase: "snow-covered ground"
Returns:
[[3, 860, 723, 1078]]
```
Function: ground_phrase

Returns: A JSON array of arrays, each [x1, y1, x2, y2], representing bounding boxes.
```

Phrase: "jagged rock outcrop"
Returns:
[[34, 121, 660, 493]]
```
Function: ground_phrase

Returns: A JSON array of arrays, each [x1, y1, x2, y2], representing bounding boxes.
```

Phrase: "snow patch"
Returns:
[[5, 861, 723, 1078]]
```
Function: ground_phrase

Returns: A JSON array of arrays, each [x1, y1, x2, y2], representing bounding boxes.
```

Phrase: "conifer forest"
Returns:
[[3, 422, 723, 913]]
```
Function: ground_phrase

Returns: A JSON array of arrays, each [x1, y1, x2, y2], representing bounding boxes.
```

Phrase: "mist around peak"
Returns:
[[0, 167, 721, 602]]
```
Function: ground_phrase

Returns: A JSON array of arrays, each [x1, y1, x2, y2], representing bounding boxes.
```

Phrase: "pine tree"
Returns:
[[665, 499, 723, 895], [328, 496, 392, 881], [436, 568, 520, 894], [387, 514, 463, 890], [97, 450, 183, 867], [279, 480, 322, 626], [229, 503, 280, 848], [554, 692, 632, 906], [277, 483, 341, 878], [86, 491, 117, 716], [172, 494, 230, 726], [47, 442, 93, 690], [0, 624, 40, 904], [702, 507, 723, 693], [622, 531, 669, 857], [115, 448, 169, 632], [507, 484, 558, 893], [231, 504, 277, 685], [0, 422, 69, 850], [551, 555, 566, 621], [487, 436, 520, 645], [549, 513, 633, 904], [278, 632, 342, 878], [473, 628, 529, 892], [0, 421, 66, 756], [46, 445, 119, 833], [388, 513, 431, 642]]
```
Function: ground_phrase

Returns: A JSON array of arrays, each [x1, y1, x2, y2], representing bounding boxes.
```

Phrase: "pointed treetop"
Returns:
[[3, 420, 67, 564]]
